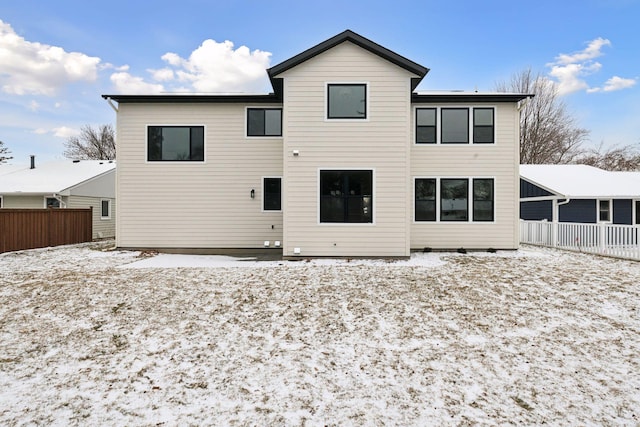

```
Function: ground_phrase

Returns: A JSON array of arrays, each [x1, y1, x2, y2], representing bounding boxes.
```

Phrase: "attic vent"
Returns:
[[73, 160, 80, 163]]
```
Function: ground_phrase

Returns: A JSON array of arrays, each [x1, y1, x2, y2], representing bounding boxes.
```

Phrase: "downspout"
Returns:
[[105, 97, 118, 113]]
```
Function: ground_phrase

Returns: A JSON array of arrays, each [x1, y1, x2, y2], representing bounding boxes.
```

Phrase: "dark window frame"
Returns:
[[441, 108, 469, 144], [327, 83, 367, 120], [263, 177, 282, 211], [45, 197, 60, 209], [472, 178, 495, 221], [440, 178, 469, 221], [101, 199, 111, 219], [416, 108, 437, 144], [320, 170, 373, 223], [147, 125, 205, 162], [473, 107, 495, 144], [414, 177, 495, 222], [415, 178, 437, 221], [247, 108, 282, 137]]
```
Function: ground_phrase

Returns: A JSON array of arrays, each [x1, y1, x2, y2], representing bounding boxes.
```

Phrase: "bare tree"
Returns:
[[63, 124, 116, 160], [576, 142, 640, 171], [0, 140, 12, 164], [495, 68, 589, 164]]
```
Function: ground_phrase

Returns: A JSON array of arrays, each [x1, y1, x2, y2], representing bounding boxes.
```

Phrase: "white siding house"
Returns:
[[104, 30, 530, 257], [0, 158, 116, 239]]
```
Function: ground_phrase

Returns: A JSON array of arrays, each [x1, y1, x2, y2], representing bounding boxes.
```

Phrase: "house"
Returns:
[[103, 30, 530, 257], [0, 157, 116, 239], [520, 164, 640, 225]]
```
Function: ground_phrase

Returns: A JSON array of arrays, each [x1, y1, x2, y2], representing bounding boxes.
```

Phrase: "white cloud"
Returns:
[[602, 76, 637, 92], [112, 39, 272, 94], [52, 126, 79, 138], [28, 100, 40, 112], [554, 37, 611, 65], [110, 72, 165, 94], [0, 19, 101, 96], [31, 126, 80, 138], [547, 38, 635, 95]]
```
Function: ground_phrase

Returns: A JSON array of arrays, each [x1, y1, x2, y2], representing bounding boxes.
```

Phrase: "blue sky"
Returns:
[[1, 0, 638, 164]]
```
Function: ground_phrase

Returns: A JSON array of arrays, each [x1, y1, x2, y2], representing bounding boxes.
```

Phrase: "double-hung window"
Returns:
[[415, 179, 436, 221], [473, 108, 494, 143], [147, 126, 204, 161], [416, 108, 437, 144], [263, 177, 282, 211], [415, 178, 494, 222], [327, 84, 367, 119], [247, 108, 282, 137], [320, 170, 372, 223], [598, 200, 611, 222]]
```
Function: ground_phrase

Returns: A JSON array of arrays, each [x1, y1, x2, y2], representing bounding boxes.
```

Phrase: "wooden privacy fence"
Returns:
[[0, 208, 92, 253], [520, 220, 640, 261]]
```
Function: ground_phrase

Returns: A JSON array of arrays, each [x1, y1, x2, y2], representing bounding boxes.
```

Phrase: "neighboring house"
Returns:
[[103, 30, 530, 257], [520, 164, 640, 225], [0, 157, 116, 239]]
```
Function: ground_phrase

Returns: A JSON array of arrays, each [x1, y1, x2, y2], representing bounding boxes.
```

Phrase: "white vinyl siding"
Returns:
[[67, 196, 116, 239], [410, 103, 520, 249], [116, 103, 283, 249], [278, 41, 417, 257]]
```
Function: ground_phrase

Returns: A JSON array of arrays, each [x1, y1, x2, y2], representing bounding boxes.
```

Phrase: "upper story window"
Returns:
[[148, 126, 204, 162], [247, 108, 282, 137], [327, 84, 367, 119], [415, 107, 495, 144], [473, 108, 494, 144], [416, 108, 436, 144], [441, 108, 469, 144]]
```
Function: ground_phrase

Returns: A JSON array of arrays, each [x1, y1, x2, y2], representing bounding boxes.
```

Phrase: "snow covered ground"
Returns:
[[0, 242, 638, 426]]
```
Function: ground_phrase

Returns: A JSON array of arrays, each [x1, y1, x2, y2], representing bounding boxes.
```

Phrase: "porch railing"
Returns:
[[520, 220, 640, 261]]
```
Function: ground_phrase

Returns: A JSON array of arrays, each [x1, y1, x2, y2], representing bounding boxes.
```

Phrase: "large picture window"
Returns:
[[416, 108, 436, 144], [263, 177, 282, 211], [320, 170, 372, 223], [247, 108, 282, 137], [441, 108, 469, 144], [415, 178, 436, 221], [148, 126, 204, 161], [327, 84, 367, 119]]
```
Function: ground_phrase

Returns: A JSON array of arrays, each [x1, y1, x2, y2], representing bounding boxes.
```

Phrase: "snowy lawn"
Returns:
[[0, 242, 639, 426]]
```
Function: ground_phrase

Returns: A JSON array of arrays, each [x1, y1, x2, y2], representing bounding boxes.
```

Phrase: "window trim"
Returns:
[[413, 176, 496, 223], [318, 168, 375, 225], [635, 200, 640, 225], [146, 124, 206, 163], [325, 82, 369, 121], [100, 199, 111, 220], [246, 107, 283, 138], [0, 195, 3, 208], [413, 106, 496, 145], [262, 176, 282, 212], [597, 199, 612, 223]]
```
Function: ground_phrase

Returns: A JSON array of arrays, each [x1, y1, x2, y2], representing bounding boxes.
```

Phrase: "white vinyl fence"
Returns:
[[520, 220, 640, 261]]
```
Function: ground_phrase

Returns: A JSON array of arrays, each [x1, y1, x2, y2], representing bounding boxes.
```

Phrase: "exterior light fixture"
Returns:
[[250, 189, 255, 199]]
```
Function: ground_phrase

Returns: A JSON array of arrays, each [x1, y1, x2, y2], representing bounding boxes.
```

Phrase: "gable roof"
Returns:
[[0, 160, 116, 195], [267, 30, 429, 90], [520, 164, 640, 198]]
